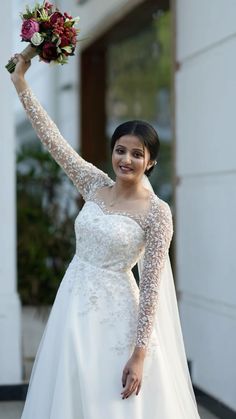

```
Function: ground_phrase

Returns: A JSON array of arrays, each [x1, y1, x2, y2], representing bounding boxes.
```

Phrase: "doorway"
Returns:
[[81, 0, 172, 204]]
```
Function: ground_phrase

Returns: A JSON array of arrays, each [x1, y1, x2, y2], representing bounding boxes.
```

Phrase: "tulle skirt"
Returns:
[[21, 255, 200, 419]]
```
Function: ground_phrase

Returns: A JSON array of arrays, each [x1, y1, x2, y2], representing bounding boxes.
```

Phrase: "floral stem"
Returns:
[[5, 59, 17, 74]]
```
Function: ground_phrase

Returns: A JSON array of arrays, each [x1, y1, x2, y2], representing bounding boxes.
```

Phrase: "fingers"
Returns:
[[126, 378, 138, 398], [19, 53, 31, 64], [122, 367, 129, 388], [9, 54, 18, 64], [121, 374, 140, 399], [11, 53, 31, 66], [136, 380, 142, 395]]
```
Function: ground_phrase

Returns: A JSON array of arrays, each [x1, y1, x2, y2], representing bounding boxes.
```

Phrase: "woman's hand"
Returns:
[[121, 350, 145, 399], [10, 54, 31, 93]]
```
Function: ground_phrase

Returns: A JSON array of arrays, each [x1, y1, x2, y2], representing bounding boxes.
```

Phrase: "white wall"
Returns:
[[65, 0, 145, 48], [176, 0, 236, 411], [0, 0, 22, 384]]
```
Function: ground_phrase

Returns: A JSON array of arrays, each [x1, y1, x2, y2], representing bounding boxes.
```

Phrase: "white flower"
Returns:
[[31, 32, 44, 46]]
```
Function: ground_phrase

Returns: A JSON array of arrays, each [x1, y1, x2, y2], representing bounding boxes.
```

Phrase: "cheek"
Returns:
[[135, 157, 147, 171], [111, 152, 118, 168]]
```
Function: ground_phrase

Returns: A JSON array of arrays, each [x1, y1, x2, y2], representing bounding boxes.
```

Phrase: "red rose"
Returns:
[[40, 42, 58, 62], [40, 21, 53, 31], [50, 12, 65, 25]]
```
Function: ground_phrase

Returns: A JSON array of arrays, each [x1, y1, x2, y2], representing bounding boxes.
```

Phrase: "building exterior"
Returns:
[[175, 1, 236, 412], [0, 1, 21, 385], [0, 0, 235, 414]]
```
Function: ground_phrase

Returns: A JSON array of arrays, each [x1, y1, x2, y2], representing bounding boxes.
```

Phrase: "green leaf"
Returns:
[[52, 34, 59, 42], [61, 46, 73, 53]]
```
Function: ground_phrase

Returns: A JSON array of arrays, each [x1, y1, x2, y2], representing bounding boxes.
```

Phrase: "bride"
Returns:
[[11, 54, 201, 418]]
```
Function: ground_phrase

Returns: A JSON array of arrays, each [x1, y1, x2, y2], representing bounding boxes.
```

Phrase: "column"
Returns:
[[0, 0, 22, 384], [175, 0, 236, 411]]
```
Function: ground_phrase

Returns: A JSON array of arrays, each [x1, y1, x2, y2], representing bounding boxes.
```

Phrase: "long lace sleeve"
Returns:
[[136, 200, 173, 348], [18, 87, 112, 199]]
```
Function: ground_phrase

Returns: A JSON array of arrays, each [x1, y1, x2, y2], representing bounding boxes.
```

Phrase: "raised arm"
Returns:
[[11, 54, 112, 199], [135, 200, 173, 349]]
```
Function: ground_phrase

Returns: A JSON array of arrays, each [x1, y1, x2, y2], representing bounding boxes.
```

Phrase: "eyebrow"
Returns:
[[115, 145, 144, 152]]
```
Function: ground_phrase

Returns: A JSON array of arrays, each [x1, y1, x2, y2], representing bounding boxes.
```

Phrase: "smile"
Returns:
[[119, 165, 133, 172]]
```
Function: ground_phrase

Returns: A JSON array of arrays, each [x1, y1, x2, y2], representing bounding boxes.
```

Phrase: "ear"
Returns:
[[146, 160, 156, 170]]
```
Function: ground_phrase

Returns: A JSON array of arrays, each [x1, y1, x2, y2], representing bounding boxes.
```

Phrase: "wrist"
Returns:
[[132, 346, 147, 361], [11, 73, 24, 83]]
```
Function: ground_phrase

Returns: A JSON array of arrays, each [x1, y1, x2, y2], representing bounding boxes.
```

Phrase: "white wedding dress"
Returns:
[[19, 88, 201, 419]]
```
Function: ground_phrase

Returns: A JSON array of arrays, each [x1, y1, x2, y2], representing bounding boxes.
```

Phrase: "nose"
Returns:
[[122, 153, 132, 164]]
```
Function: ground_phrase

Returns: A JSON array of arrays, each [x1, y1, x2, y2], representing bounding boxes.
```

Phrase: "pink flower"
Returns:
[[53, 23, 65, 36], [61, 27, 77, 47], [21, 19, 40, 41]]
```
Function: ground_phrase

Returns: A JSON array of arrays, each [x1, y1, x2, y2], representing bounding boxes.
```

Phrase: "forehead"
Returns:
[[115, 135, 144, 150]]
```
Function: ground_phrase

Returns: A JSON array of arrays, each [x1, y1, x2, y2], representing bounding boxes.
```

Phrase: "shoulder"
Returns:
[[84, 165, 114, 199], [150, 194, 172, 221], [145, 194, 173, 236]]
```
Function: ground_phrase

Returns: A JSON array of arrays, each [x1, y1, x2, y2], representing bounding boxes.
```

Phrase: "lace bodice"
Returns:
[[18, 87, 173, 349]]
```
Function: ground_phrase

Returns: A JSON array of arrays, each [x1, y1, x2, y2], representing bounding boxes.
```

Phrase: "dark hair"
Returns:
[[110, 120, 160, 177]]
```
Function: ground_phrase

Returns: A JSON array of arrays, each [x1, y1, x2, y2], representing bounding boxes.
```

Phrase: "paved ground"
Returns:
[[0, 402, 23, 419], [0, 402, 220, 419], [198, 405, 220, 419]]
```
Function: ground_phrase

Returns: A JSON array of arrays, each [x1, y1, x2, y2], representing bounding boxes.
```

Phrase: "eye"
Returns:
[[115, 148, 124, 154], [133, 152, 144, 158]]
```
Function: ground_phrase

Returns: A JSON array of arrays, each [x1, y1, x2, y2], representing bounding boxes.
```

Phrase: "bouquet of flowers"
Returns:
[[6, 1, 80, 73]]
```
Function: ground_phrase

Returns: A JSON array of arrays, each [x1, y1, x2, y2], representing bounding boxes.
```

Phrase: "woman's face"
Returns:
[[112, 135, 153, 183]]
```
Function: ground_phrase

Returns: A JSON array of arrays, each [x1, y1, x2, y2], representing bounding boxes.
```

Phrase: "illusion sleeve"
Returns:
[[18, 87, 112, 199], [135, 200, 173, 348]]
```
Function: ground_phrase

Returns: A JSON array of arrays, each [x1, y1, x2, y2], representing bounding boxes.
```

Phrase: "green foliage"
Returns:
[[21, 3, 43, 20], [153, 12, 172, 89], [107, 11, 171, 120], [149, 142, 173, 205], [106, 10, 173, 204], [17, 142, 76, 305]]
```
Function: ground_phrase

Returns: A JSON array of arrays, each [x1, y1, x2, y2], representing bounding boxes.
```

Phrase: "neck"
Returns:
[[113, 178, 143, 199]]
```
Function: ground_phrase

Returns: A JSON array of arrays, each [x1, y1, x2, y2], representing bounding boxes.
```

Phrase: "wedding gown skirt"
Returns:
[[21, 201, 200, 418]]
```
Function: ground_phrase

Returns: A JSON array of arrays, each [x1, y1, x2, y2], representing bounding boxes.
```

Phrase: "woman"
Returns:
[[11, 54, 200, 418]]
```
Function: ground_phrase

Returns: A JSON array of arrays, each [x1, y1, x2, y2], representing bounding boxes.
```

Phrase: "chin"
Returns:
[[116, 172, 140, 183]]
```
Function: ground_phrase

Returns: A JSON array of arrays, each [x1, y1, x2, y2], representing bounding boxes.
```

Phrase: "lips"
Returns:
[[119, 165, 133, 173]]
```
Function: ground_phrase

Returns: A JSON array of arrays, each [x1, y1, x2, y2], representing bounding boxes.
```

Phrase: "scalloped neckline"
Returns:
[[90, 188, 157, 228]]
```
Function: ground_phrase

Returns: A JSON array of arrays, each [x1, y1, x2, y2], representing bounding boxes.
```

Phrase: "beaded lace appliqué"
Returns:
[[86, 191, 173, 348]]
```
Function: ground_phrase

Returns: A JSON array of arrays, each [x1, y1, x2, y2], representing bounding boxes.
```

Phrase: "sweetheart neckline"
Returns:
[[83, 200, 148, 233]]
